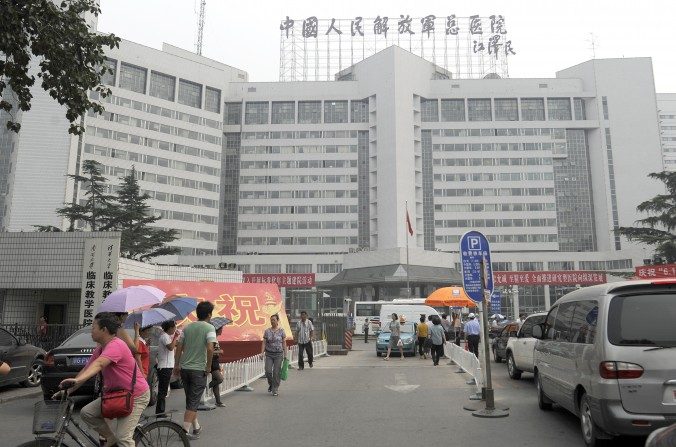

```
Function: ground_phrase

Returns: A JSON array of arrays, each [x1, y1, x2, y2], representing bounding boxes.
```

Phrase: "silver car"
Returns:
[[532, 279, 676, 447]]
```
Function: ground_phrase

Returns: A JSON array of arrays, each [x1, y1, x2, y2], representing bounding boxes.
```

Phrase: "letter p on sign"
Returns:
[[468, 236, 482, 250]]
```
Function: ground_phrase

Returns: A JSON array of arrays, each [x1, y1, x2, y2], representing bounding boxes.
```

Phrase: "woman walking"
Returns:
[[261, 314, 288, 396], [429, 316, 446, 366], [416, 315, 429, 359], [384, 313, 403, 360]]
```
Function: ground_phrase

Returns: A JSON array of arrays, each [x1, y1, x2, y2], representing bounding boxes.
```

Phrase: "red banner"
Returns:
[[243, 273, 315, 288], [635, 264, 676, 279], [493, 271, 607, 286]]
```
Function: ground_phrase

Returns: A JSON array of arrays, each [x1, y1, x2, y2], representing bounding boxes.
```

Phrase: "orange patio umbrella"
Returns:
[[425, 286, 478, 308]]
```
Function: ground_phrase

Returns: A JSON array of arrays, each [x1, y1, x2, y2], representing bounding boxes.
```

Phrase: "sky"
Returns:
[[98, 0, 676, 92]]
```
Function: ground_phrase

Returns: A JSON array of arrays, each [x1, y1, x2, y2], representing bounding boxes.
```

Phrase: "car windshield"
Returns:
[[60, 328, 135, 348], [380, 322, 415, 334], [608, 293, 676, 347]]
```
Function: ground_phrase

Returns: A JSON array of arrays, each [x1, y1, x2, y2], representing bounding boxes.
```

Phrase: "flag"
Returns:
[[406, 209, 413, 236]]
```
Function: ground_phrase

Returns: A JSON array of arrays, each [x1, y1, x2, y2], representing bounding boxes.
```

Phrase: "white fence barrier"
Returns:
[[444, 342, 484, 399], [200, 339, 328, 406]]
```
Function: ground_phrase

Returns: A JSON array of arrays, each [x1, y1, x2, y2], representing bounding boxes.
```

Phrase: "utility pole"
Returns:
[[196, 0, 206, 55]]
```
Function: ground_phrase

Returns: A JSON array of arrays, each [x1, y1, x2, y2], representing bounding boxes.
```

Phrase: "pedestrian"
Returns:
[[429, 316, 446, 366], [112, 313, 141, 366], [294, 310, 314, 370], [452, 313, 462, 346], [362, 318, 370, 343], [416, 315, 429, 359], [38, 316, 48, 339], [57, 312, 150, 447], [155, 320, 179, 417], [464, 313, 481, 357], [133, 323, 151, 379], [208, 326, 225, 407], [440, 314, 452, 341], [262, 314, 288, 396], [174, 301, 217, 440], [384, 313, 403, 360]]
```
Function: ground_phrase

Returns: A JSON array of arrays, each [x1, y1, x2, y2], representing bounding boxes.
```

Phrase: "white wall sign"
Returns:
[[79, 238, 120, 325]]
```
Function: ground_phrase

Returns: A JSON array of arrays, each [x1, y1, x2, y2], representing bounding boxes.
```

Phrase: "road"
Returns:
[[1, 339, 647, 446]]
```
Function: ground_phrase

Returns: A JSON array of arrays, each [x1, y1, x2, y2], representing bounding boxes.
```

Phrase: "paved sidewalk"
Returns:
[[0, 384, 41, 404]]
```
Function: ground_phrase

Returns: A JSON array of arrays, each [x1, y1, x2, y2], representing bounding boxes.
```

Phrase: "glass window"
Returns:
[[552, 302, 576, 342], [0, 329, 17, 347], [495, 98, 518, 121], [608, 293, 676, 347], [271, 101, 295, 124], [520, 314, 546, 338], [285, 264, 312, 273], [573, 98, 586, 120], [468, 99, 492, 121], [255, 264, 281, 273], [324, 101, 348, 123], [178, 79, 202, 108], [350, 99, 369, 123], [205, 87, 221, 113], [101, 58, 117, 86], [521, 98, 545, 121], [541, 306, 557, 340], [119, 62, 147, 94], [440, 99, 465, 122], [602, 96, 609, 120], [516, 261, 543, 271], [298, 101, 321, 124], [245, 102, 269, 125], [224, 102, 242, 125], [149, 71, 176, 101], [547, 98, 572, 120], [421, 98, 439, 122], [570, 300, 597, 344]]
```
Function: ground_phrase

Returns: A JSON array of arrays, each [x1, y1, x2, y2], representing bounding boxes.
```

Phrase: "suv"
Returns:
[[505, 312, 547, 379], [532, 279, 676, 446], [0, 327, 46, 388]]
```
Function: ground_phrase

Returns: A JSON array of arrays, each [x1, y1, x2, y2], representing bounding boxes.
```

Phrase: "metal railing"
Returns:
[[0, 323, 86, 352], [444, 341, 484, 399]]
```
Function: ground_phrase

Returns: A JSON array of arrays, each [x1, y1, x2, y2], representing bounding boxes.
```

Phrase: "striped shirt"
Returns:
[[295, 319, 314, 344], [464, 319, 481, 336]]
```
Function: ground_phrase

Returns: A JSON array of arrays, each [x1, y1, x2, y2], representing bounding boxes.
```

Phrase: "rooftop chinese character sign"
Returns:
[[279, 15, 515, 81]]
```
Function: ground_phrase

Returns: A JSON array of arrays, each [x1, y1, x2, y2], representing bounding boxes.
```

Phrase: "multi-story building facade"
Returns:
[[657, 93, 676, 171]]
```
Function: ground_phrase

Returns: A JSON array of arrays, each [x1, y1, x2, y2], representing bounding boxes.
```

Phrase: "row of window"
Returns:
[[239, 175, 357, 184], [436, 218, 557, 228], [240, 160, 357, 170], [242, 130, 358, 140], [177, 247, 217, 256], [85, 126, 221, 161], [437, 172, 554, 182], [140, 189, 218, 208], [431, 128, 567, 138], [434, 142, 565, 153], [175, 228, 219, 242], [151, 208, 218, 225], [238, 262, 343, 275], [578, 259, 633, 270], [436, 234, 558, 244], [99, 165, 219, 193], [99, 94, 222, 130], [421, 97, 585, 122], [434, 202, 556, 212], [84, 144, 220, 177], [240, 145, 358, 155], [239, 221, 358, 230], [488, 259, 632, 272], [239, 205, 358, 214], [239, 236, 359, 246], [434, 157, 553, 167], [225, 100, 369, 125], [104, 59, 221, 112], [434, 187, 555, 197], [239, 189, 357, 200]]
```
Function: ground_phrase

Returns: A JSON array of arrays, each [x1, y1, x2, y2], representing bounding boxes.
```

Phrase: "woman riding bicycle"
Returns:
[[56, 312, 150, 447]]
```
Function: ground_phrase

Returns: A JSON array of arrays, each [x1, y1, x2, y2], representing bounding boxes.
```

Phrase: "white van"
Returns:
[[379, 304, 440, 328]]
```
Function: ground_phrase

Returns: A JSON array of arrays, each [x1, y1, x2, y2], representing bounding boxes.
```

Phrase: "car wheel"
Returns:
[[22, 359, 44, 387], [580, 393, 608, 447], [506, 353, 521, 380], [536, 372, 553, 411]]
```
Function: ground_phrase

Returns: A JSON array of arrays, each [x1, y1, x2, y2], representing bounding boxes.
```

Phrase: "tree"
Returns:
[[109, 167, 180, 261], [56, 159, 117, 231], [617, 171, 676, 263], [1, 0, 119, 133]]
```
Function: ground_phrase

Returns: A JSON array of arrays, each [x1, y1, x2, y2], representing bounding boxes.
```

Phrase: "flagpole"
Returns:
[[406, 201, 410, 298]]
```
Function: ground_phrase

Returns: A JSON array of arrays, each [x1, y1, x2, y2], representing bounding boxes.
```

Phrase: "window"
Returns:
[[542, 306, 557, 339], [298, 101, 321, 124], [440, 99, 465, 121], [101, 58, 117, 86], [468, 99, 492, 121], [224, 102, 242, 125], [0, 329, 16, 347], [285, 264, 312, 273], [351, 99, 369, 123], [548, 261, 574, 271], [317, 263, 342, 274], [271, 102, 295, 124], [602, 96, 609, 120], [547, 98, 572, 120], [255, 264, 281, 273], [245, 102, 269, 124], [521, 98, 545, 121], [516, 261, 543, 271], [178, 79, 202, 108], [520, 314, 546, 338], [573, 98, 586, 120], [205, 87, 221, 113], [570, 300, 597, 344], [119, 62, 147, 94], [552, 302, 576, 342], [608, 293, 676, 347], [421, 98, 439, 122], [324, 101, 348, 123], [495, 98, 518, 121], [149, 71, 176, 101]]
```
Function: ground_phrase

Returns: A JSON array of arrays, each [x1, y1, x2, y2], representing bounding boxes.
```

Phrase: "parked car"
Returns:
[[376, 322, 417, 357], [491, 322, 520, 363], [532, 279, 676, 447], [41, 327, 159, 404], [504, 312, 548, 379], [0, 327, 46, 388]]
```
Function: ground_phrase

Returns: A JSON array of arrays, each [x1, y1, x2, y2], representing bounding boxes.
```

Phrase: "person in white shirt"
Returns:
[[155, 320, 179, 417]]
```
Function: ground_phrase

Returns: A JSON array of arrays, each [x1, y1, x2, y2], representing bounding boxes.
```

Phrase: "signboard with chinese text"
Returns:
[[79, 238, 120, 326], [490, 292, 502, 314], [243, 273, 315, 288], [459, 230, 493, 302], [635, 264, 676, 279], [493, 271, 606, 286]]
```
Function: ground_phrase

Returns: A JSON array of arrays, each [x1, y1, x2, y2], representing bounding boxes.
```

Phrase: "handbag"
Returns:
[[101, 362, 137, 419], [280, 358, 289, 381]]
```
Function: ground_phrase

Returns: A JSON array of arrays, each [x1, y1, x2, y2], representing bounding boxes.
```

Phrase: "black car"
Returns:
[[41, 327, 159, 404], [0, 327, 47, 388], [491, 322, 519, 363]]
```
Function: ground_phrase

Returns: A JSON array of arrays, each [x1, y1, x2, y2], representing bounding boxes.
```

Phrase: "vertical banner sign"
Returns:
[[80, 238, 120, 325], [459, 230, 493, 302], [490, 292, 502, 314]]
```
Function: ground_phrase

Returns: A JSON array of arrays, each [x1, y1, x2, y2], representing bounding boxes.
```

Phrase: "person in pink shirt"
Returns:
[[57, 312, 150, 447]]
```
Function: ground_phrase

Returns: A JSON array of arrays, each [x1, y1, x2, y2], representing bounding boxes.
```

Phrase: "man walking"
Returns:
[[295, 311, 314, 370], [464, 313, 481, 357], [440, 314, 452, 341], [362, 318, 370, 343], [174, 301, 217, 440]]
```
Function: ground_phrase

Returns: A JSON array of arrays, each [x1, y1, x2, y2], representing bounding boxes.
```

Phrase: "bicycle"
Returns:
[[19, 388, 189, 447]]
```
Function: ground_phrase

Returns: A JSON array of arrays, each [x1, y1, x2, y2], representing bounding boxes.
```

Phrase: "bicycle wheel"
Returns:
[[134, 420, 189, 447], [17, 438, 72, 447]]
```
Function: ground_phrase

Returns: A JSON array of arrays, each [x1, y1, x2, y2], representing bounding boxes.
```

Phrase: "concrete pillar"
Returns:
[[544, 285, 551, 310], [512, 286, 520, 319]]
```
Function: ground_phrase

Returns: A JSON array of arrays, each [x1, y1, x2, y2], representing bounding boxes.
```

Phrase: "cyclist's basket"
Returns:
[[33, 400, 68, 434]]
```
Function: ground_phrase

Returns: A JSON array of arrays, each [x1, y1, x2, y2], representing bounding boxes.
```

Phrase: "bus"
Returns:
[[352, 299, 448, 334]]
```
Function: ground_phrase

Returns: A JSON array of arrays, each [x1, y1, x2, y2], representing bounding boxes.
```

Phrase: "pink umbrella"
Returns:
[[98, 285, 165, 313]]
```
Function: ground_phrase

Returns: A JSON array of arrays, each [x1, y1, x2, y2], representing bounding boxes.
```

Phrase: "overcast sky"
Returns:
[[98, 0, 676, 92]]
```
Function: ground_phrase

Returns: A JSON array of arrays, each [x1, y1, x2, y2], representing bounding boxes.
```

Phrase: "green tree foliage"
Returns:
[[109, 167, 180, 261], [0, 0, 119, 133], [617, 171, 676, 263]]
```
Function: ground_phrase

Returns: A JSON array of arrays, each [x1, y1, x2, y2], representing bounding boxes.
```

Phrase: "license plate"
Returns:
[[68, 356, 89, 366]]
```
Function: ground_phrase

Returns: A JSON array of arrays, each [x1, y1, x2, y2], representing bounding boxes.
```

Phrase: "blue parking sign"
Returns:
[[491, 292, 502, 314], [459, 231, 493, 303]]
